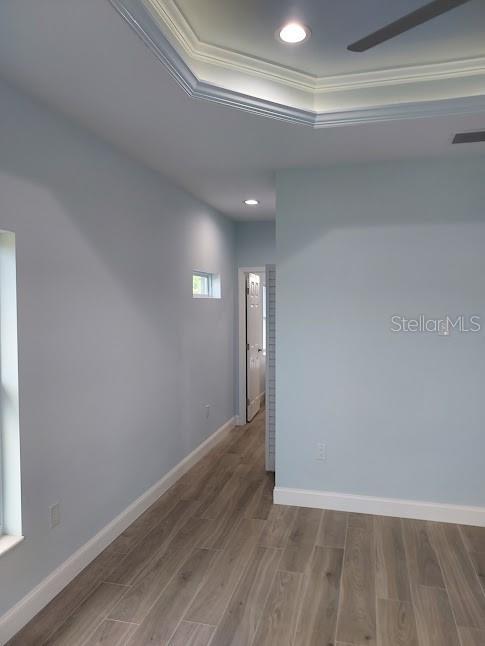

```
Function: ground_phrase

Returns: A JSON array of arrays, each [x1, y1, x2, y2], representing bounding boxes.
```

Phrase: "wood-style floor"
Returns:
[[8, 411, 485, 646]]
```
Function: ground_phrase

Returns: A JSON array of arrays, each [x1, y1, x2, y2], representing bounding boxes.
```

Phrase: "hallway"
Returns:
[[9, 411, 485, 646]]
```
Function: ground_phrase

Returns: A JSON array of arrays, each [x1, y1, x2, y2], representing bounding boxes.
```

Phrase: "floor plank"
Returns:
[[428, 522, 485, 629], [335, 523, 377, 646], [294, 546, 344, 646], [197, 478, 262, 550], [348, 513, 374, 530], [195, 453, 242, 503], [126, 548, 215, 646], [468, 551, 485, 595], [87, 619, 138, 645], [401, 519, 445, 589], [258, 505, 297, 549], [316, 510, 348, 548], [376, 598, 418, 646], [458, 626, 485, 646], [413, 585, 461, 646], [196, 463, 249, 520], [210, 546, 281, 646], [375, 516, 411, 602], [105, 499, 199, 585], [228, 425, 260, 457], [251, 571, 302, 646], [279, 507, 321, 573], [43, 583, 127, 646], [167, 621, 215, 646], [108, 517, 209, 624], [176, 447, 235, 501], [244, 473, 274, 521], [7, 546, 122, 646], [460, 526, 485, 554], [185, 518, 265, 625], [107, 490, 180, 555]]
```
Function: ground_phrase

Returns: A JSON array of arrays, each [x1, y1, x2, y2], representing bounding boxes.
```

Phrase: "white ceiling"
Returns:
[[126, 0, 485, 123], [173, 0, 485, 76], [0, 0, 484, 219]]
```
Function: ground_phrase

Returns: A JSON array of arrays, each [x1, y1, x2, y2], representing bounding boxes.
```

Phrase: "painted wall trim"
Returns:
[[0, 415, 236, 645], [109, 0, 485, 128], [264, 264, 275, 473], [145, 0, 485, 94], [255, 392, 265, 406], [237, 267, 265, 426], [0, 231, 22, 539], [0, 535, 23, 560], [273, 486, 485, 527]]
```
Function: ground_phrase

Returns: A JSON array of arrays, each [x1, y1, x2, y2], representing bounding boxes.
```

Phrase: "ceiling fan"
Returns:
[[347, 0, 473, 52]]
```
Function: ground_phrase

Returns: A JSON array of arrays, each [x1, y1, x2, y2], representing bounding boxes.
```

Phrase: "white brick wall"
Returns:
[[265, 265, 276, 472]]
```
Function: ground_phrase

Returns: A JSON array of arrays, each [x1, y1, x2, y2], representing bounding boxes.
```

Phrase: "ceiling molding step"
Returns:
[[110, 0, 485, 128], [154, 0, 485, 92]]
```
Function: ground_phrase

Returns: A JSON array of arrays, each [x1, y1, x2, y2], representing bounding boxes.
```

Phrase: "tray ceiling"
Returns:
[[173, 0, 485, 78], [112, 0, 485, 126], [1, 0, 484, 219]]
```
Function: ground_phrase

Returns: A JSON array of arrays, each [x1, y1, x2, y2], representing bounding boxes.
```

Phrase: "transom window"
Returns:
[[192, 271, 221, 299], [192, 271, 212, 298]]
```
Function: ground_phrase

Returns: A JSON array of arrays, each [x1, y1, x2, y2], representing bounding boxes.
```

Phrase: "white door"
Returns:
[[246, 272, 263, 421]]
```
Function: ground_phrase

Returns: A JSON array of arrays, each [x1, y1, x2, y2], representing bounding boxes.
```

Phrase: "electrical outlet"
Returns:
[[50, 502, 60, 528], [316, 443, 327, 461], [205, 404, 210, 419]]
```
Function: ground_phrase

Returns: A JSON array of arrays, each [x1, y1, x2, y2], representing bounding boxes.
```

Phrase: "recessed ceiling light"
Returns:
[[278, 22, 310, 44], [244, 199, 259, 206]]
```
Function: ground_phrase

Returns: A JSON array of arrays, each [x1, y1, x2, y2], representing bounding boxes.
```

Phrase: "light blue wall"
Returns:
[[276, 158, 485, 506], [235, 220, 275, 268], [0, 79, 236, 617]]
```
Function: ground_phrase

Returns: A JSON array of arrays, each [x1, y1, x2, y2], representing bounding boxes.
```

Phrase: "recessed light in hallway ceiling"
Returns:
[[244, 199, 260, 206]]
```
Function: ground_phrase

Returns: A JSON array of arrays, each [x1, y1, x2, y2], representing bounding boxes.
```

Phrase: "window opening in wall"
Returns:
[[0, 230, 23, 556], [192, 271, 221, 299]]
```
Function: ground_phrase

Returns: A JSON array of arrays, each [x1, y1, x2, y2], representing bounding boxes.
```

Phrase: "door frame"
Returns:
[[237, 266, 265, 426]]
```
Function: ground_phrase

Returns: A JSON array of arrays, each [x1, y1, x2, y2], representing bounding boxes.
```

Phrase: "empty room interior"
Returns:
[[1, 1, 485, 645]]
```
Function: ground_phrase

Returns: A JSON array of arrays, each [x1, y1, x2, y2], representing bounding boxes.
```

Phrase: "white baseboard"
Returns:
[[256, 392, 265, 407], [0, 416, 236, 645], [236, 394, 265, 427], [273, 486, 485, 527]]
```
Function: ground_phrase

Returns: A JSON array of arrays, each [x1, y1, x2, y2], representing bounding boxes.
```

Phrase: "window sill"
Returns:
[[192, 295, 221, 300], [0, 534, 24, 558]]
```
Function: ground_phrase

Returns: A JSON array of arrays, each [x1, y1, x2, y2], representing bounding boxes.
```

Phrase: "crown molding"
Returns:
[[145, 0, 318, 92], [110, 0, 485, 128], [149, 0, 485, 93]]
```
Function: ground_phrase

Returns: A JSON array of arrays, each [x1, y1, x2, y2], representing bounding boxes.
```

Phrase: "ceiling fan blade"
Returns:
[[347, 0, 473, 52]]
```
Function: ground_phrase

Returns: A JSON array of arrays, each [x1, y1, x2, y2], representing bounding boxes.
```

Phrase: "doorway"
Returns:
[[238, 266, 275, 472], [246, 271, 265, 422]]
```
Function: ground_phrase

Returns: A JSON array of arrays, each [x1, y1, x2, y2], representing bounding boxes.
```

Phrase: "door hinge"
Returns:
[[246, 343, 250, 351]]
